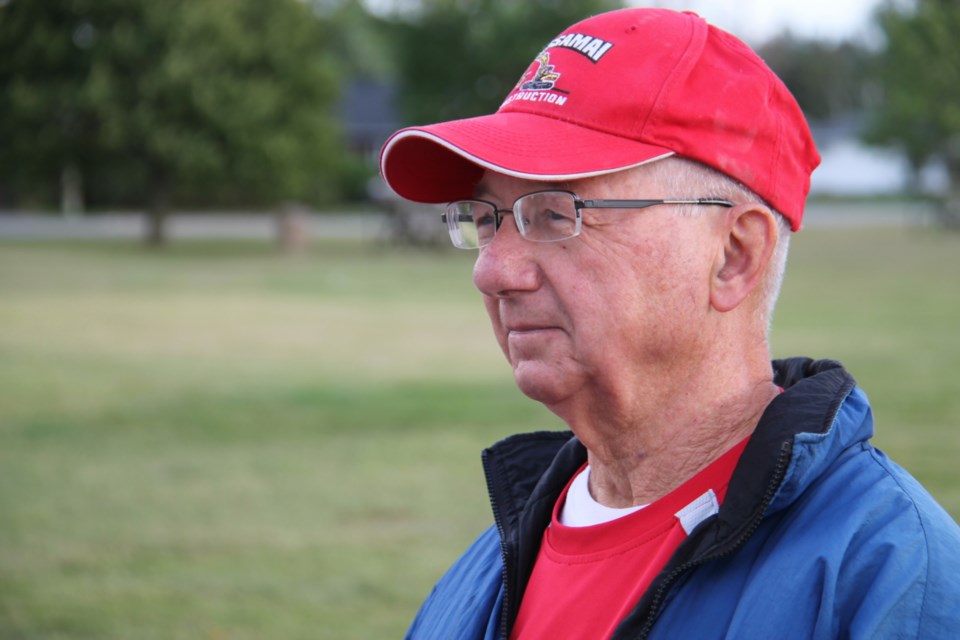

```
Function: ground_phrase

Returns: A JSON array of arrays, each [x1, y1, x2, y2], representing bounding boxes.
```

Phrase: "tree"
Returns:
[[0, 1, 102, 213], [864, 0, 960, 223], [756, 32, 872, 122], [320, 0, 396, 81], [0, 0, 343, 244], [386, 0, 625, 125]]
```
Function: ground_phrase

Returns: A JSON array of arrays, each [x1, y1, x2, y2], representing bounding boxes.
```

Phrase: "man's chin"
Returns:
[[511, 361, 577, 407]]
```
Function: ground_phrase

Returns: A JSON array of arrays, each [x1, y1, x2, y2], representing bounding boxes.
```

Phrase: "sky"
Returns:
[[633, 0, 886, 44], [365, 0, 889, 44]]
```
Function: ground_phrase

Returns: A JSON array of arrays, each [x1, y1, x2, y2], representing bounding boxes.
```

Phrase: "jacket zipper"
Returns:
[[482, 452, 513, 640], [631, 440, 794, 639]]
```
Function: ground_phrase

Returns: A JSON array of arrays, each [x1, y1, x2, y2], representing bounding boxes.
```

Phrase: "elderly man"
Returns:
[[379, 8, 960, 639]]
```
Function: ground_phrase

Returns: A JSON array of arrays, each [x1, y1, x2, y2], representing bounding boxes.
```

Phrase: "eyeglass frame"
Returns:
[[440, 189, 735, 249]]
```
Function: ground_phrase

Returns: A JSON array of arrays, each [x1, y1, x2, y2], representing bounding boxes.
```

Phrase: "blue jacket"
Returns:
[[407, 359, 960, 639]]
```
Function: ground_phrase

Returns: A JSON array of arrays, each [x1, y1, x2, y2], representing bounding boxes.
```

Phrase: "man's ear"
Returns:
[[710, 204, 779, 313]]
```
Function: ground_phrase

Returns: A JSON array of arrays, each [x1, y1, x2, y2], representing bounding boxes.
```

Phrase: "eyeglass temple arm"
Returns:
[[442, 199, 735, 220], [578, 198, 734, 209]]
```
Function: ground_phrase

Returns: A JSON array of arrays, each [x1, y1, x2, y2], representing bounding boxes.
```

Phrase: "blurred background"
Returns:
[[1, 0, 958, 638]]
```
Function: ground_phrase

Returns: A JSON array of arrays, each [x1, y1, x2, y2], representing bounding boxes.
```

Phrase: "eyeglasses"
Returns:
[[441, 190, 734, 249]]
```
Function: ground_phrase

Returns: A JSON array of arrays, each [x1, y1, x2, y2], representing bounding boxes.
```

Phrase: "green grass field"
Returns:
[[1, 227, 958, 639]]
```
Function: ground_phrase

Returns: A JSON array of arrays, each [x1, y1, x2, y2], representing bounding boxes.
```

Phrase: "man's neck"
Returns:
[[558, 367, 778, 509]]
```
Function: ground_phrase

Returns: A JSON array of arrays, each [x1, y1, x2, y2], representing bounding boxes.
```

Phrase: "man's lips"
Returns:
[[505, 324, 561, 336]]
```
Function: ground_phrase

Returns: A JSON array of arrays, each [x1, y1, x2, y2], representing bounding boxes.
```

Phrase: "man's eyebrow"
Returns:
[[472, 184, 490, 199], [472, 180, 573, 200]]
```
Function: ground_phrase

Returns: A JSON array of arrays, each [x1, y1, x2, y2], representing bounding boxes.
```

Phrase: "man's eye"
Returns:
[[539, 208, 574, 225], [474, 213, 496, 228]]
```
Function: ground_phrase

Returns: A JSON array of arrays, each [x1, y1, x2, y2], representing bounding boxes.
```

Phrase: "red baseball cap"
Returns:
[[379, 8, 821, 231]]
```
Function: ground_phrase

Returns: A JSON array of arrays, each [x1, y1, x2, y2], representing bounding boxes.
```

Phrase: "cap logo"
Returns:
[[502, 33, 613, 110], [504, 51, 569, 108], [519, 52, 561, 91], [546, 32, 614, 63]]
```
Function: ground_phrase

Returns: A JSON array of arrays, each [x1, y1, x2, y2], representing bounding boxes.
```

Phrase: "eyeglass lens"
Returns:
[[446, 191, 580, 249]]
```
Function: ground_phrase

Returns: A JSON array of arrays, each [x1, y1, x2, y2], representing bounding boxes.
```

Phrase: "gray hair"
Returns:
[[642, 157, 793, 334]]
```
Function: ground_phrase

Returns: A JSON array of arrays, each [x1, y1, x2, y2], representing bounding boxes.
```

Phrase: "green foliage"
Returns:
[[0, 0, 343, 209], [386, 0, 624, 124], [865, 0, 960, 180], [319, 0, 397, 80], [756, 33, 872, 121], [0, 1, 98, 193]]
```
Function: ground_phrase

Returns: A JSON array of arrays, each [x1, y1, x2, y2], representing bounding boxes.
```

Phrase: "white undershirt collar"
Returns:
[[559, 466, 648, 527]]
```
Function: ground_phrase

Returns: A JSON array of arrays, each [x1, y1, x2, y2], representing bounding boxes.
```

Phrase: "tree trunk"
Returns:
[[938, 151, 960, 231], [145, 172, 172, 247], [60, 162, 84, 217], [943, 180, 960, 231], [145, 207, 169, 246], [275, 202, 310, 254]]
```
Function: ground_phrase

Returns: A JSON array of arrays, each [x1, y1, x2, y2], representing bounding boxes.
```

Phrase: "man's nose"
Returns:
[[472, 215, 541, 298]]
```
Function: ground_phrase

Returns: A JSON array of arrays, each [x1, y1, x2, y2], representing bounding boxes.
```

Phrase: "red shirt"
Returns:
[[511, 438, 749, 640]]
